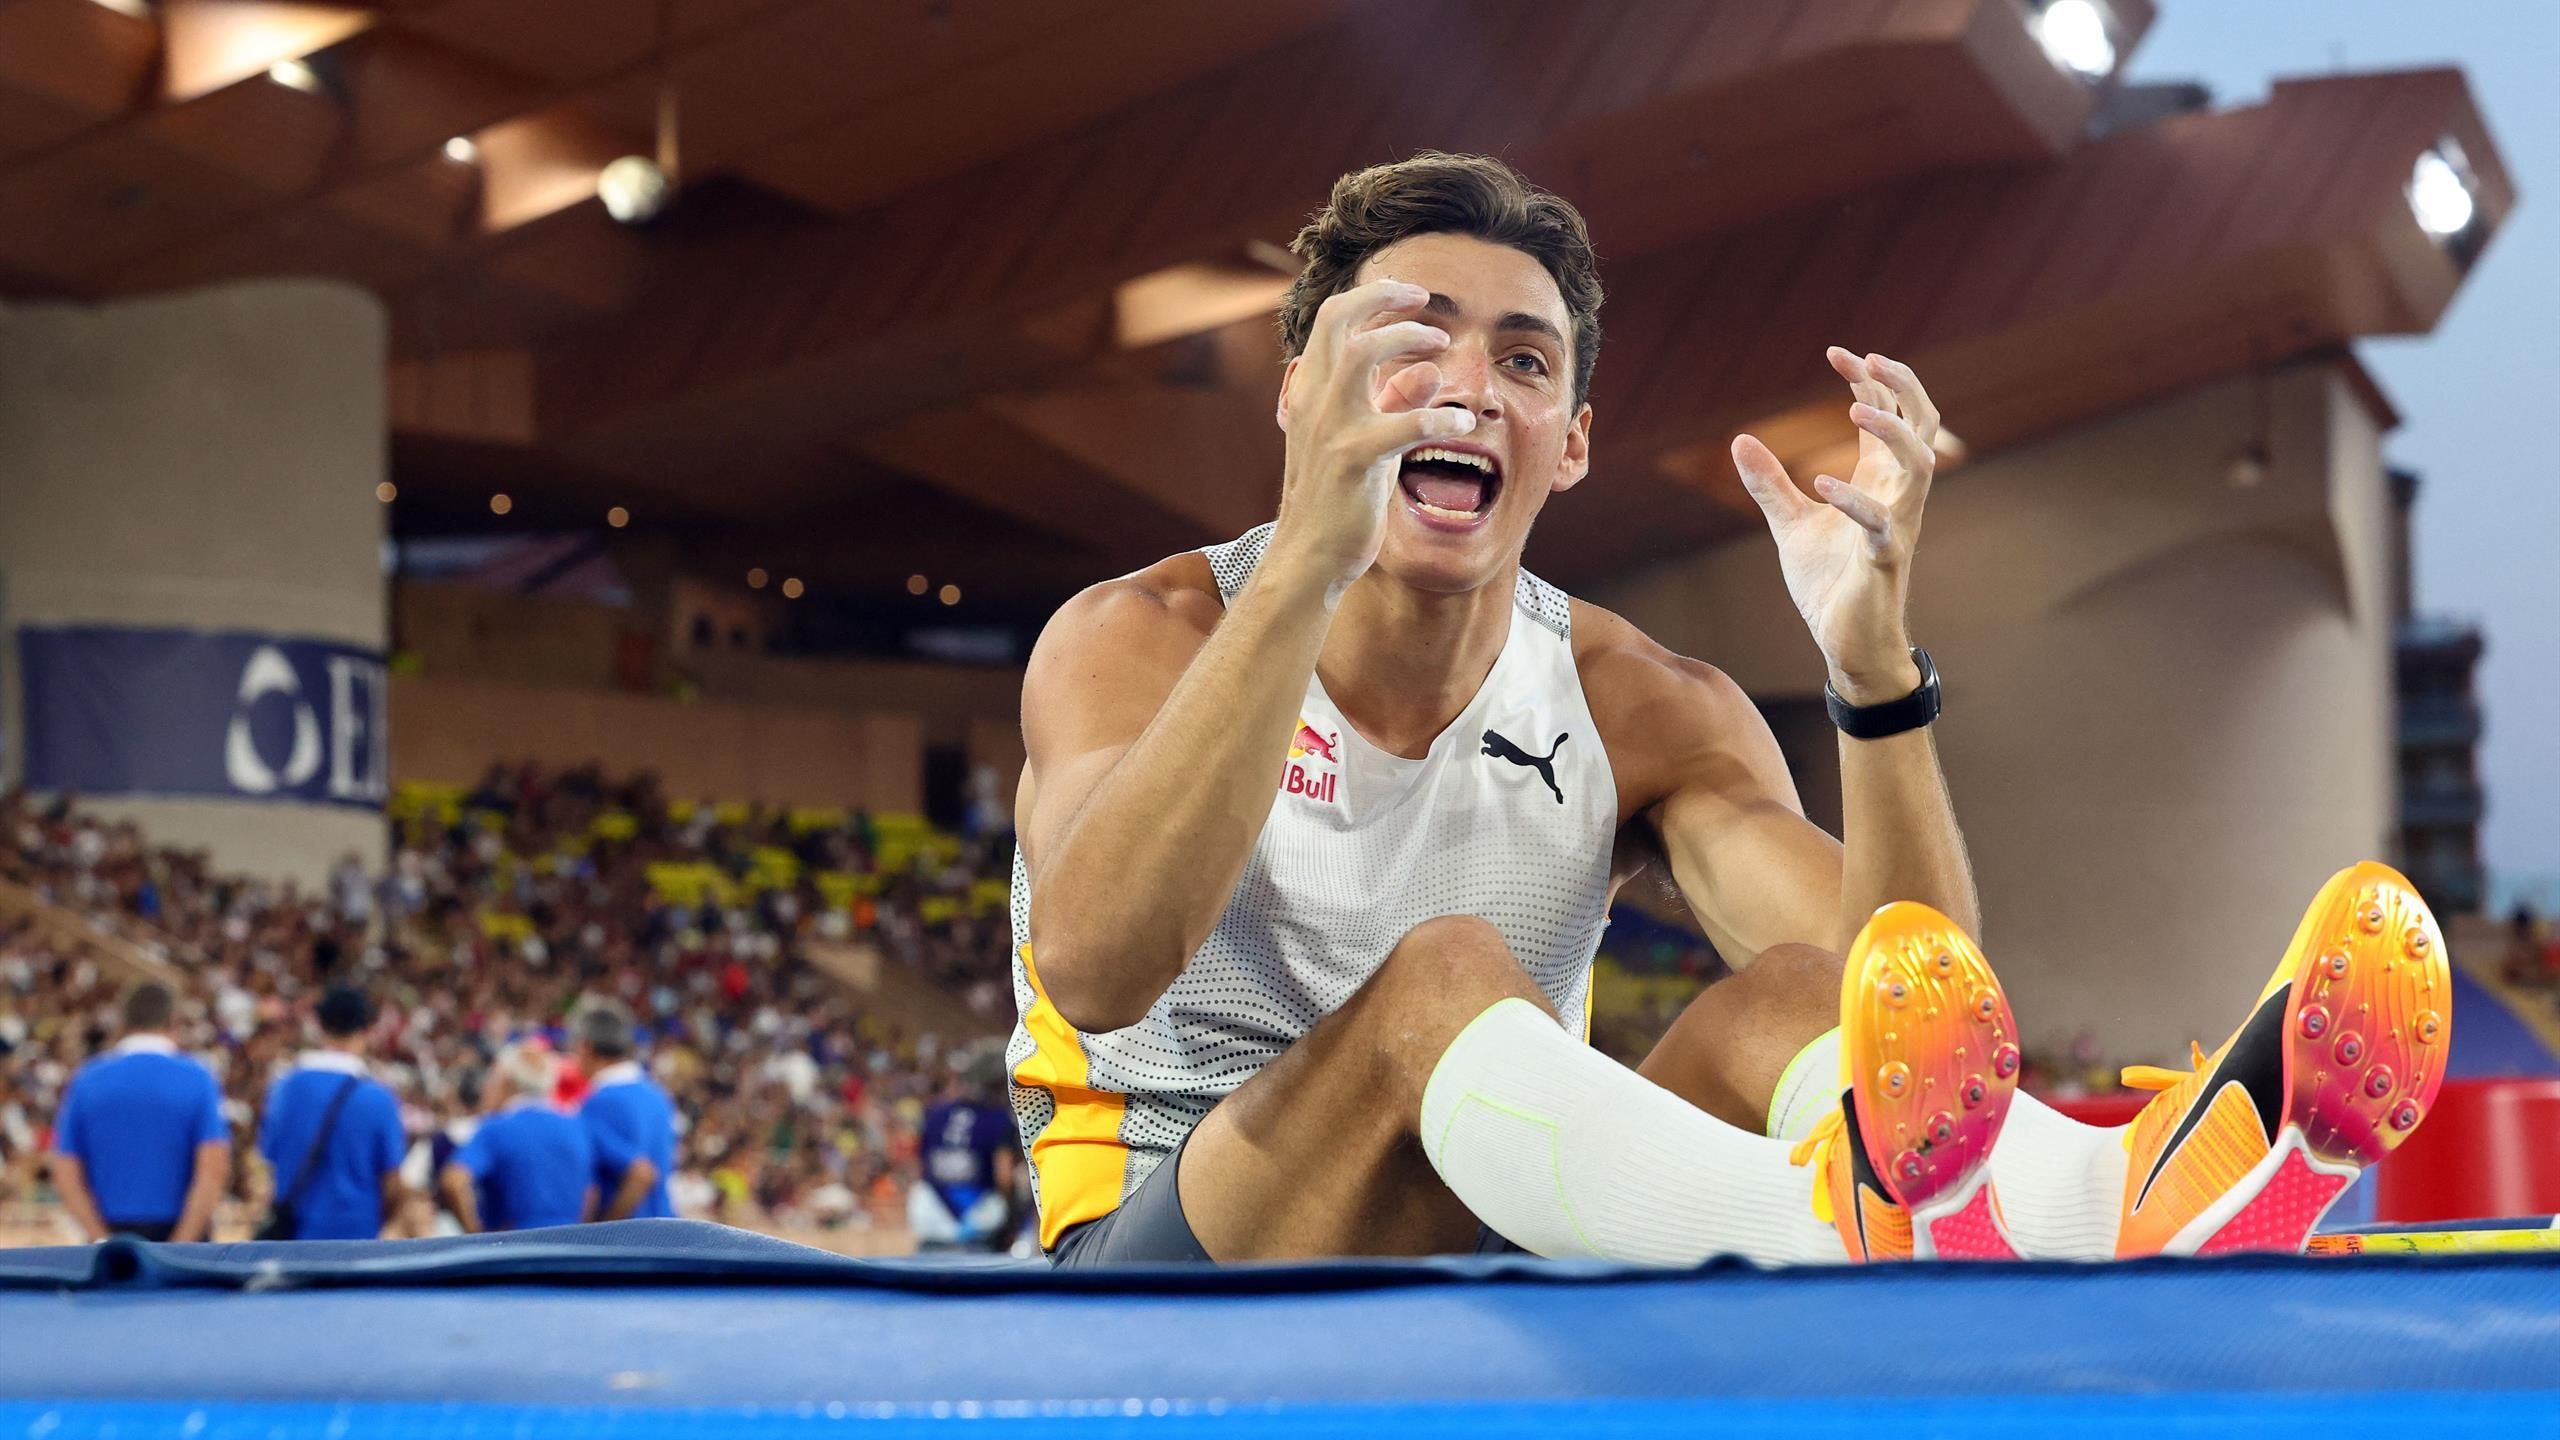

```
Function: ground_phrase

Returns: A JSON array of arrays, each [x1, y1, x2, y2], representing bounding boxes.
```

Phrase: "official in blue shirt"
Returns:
[[908, 1064, 1020, 1253], [255, 986, 408, 1240], [571, 1002, 678, 1221], [49, 982, 230, 1243], [441, 1043, 595, 1231]]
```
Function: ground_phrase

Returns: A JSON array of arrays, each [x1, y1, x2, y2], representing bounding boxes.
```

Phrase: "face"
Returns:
[[1282, 231, 1593, 594]]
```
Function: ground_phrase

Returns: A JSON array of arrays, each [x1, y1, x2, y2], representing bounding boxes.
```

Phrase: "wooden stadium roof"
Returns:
[[0, 0, 2512, 617]]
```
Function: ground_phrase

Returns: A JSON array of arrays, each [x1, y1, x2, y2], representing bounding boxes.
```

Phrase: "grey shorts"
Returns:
[[1044, 1130, 1523, 1266], [1047, 1135, 1208, 1267]]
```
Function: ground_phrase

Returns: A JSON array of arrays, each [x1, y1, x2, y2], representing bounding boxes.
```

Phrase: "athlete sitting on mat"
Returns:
[[1006, 152, 2447, 1267]]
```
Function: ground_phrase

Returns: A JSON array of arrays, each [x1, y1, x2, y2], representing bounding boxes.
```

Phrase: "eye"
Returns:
[[1502, 352, 1549, 375]]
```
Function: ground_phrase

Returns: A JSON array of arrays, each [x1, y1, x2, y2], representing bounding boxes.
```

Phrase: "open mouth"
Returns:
[[1397, 445, 1502, 529]]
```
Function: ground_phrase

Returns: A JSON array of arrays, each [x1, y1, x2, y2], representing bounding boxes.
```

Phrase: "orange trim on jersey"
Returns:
[[1011, 944, 1131, 1250]]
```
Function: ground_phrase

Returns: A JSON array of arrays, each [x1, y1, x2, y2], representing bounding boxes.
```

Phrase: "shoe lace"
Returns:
[[1787, 1108, 1847, 1225], [2118, 1041, 2209, 1093]]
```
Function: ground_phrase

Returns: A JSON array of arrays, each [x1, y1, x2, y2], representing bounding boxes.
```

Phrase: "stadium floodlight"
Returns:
[[2409, 140, 2477, 240], [597, 155, 672, 225], [2033, 0, 2115, 80], [268, 58, 321, 94]]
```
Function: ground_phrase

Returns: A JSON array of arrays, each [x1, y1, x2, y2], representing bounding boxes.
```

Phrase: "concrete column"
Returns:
[[0, 281, 388, 888]]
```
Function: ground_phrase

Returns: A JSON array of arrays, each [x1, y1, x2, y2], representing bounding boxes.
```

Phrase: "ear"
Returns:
[[1550, 402, 1594, 493], [1275, 356, 1304, 431]]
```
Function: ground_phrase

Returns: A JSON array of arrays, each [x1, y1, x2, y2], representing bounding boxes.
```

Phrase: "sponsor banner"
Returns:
[[19, 626, 388, 809]]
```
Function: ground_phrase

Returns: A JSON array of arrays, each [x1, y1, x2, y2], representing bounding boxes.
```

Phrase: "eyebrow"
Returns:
[[1421, 292, 1568, 348]]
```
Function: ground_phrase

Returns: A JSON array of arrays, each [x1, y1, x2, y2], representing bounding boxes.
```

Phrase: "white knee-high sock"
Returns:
[[1419, 998, 1846, 1266], [1765, 1027, 1842, 1143], [1980, 1092, 2128, 1259]]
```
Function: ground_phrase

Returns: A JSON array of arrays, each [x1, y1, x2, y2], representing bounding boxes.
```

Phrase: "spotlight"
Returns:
[[938, 584, 961, 607], [2032, 0, 2115, 79], [443, 136, 479, 164], [905, 574, 929, 596], [375, 481, 397, 503], [606, 506, 630, 528], [782, 578, 805, 600], [597, 156, 672, 226], [268, 58, 322, 94], [747, 568, 769, 590], [489, 493, 512, 515], [2409, 140, 2477, 240]]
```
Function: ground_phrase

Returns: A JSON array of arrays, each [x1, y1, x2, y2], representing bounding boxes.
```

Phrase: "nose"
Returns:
[[1427, 340, 1502, 423]]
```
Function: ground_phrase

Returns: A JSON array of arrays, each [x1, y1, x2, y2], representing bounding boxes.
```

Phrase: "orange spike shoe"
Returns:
[[2115, 862, 2449, 1257], [1791, 902, 2021, 1261]]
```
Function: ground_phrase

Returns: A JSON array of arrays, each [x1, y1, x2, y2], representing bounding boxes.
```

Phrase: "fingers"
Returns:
[[1850, 402, 1934, 492], [1812, 475, 1892, 540], [1827, 345, 1894, 414], [1860, 352, 1940, 442], [1377, 359, 1445, 414], [1730, 434, 1812, 529], [1313, 279, 1430, 350], [1367, 404, 1477, 454], [1346, 320, 1451, 375]]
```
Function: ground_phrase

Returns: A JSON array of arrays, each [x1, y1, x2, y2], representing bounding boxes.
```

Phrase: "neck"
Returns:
[[323, 1036, 366, 1057], [1317, 560, 1517, 758]]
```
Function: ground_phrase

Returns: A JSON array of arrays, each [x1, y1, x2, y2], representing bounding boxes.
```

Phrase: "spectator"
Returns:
[[255, 985, 407, 1240], [441, 1042, 594, 1232], [573, 1000, 677, 1221], [47, 981, 229, 1242], [908, 1055, 1019, 1253]]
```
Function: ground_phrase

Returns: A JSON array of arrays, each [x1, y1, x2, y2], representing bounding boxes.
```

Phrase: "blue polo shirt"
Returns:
[[922, 1100, 1016, 1216], [256, 1055, 407, 1241], [579, 1062, 677, 1220], [456, 1102, 594, 1231], [52, 1036, 228, 1228]]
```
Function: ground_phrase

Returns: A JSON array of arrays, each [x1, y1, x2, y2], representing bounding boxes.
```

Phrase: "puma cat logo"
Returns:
[[1481, 729, 1568, 804]]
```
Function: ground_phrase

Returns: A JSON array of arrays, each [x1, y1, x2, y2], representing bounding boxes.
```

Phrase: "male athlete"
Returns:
[[1006, 153, 2447, 1267]]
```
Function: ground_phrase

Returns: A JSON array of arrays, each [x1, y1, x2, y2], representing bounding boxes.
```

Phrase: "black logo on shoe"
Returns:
[[2131, 985, 2291, 1212], [1481, 729, 1568, 804]]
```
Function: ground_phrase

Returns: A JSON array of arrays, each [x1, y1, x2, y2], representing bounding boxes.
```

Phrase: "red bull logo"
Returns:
[[1282, 716, 1341, 804], [1288, 720, 1340, 764]]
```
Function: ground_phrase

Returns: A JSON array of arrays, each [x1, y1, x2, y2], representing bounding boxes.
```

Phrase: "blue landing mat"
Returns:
[[0, 1221, 2553, 1435]]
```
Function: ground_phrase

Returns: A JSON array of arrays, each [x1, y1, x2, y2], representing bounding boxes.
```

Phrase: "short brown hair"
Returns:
[[122, 981, 174, 1033], [1280, 152, 1604, 407]]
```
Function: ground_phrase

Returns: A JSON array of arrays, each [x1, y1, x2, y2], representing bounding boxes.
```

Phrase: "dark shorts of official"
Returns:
[[107, 1220, 177, 1243], [1045, 1132, 1522, 1266]]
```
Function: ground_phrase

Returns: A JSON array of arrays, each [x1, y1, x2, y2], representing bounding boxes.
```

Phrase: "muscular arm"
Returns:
[[1584, 606, 1971, 962], [1019, 557, 1337, 1031]]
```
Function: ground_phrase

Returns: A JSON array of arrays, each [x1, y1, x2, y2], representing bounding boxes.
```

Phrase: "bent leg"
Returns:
[[1638, 943, 1844, 1135], [1176, 915, 1848, 1266], [1176, 915, 1549, 1260]]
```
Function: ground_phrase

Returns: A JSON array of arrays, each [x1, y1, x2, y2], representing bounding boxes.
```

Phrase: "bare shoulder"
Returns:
[[1569, 599, 1756, 731], [1028, 552, 1223, 674], [1568, 598, 1766, 816]]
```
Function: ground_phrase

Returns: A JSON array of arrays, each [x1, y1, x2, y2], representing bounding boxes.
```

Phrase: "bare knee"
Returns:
[[1370, 916, 1549, 1023]]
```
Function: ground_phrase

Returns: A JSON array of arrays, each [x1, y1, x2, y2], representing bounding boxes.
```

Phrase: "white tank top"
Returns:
[[1006, 523, 1619, 1246]]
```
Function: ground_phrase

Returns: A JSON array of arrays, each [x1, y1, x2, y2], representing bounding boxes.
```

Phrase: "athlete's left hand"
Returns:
[[1731, 348, 1939, 705]]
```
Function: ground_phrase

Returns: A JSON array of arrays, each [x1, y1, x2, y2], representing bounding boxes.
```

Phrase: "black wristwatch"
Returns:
[[1824, 647, 1940, 740]]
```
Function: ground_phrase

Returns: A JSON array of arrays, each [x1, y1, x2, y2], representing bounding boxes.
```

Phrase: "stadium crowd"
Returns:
[[0, 766, 1019, 1241]]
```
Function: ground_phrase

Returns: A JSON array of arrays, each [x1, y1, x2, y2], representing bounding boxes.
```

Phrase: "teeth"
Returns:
[[1414, 500, 1481, 521], [1409, 447, 1494, 476]]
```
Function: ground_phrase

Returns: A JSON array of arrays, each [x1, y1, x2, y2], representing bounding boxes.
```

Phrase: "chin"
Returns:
[[1373, 516, 1513, 595]]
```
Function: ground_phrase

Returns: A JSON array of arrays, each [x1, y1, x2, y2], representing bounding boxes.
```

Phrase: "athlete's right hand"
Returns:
[[1269, 279, 1478, 593]]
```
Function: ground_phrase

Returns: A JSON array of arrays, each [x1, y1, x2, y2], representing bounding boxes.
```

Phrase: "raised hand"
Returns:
[[1268, 279, 1479, 593], [1731, 347, 1941, 703]]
